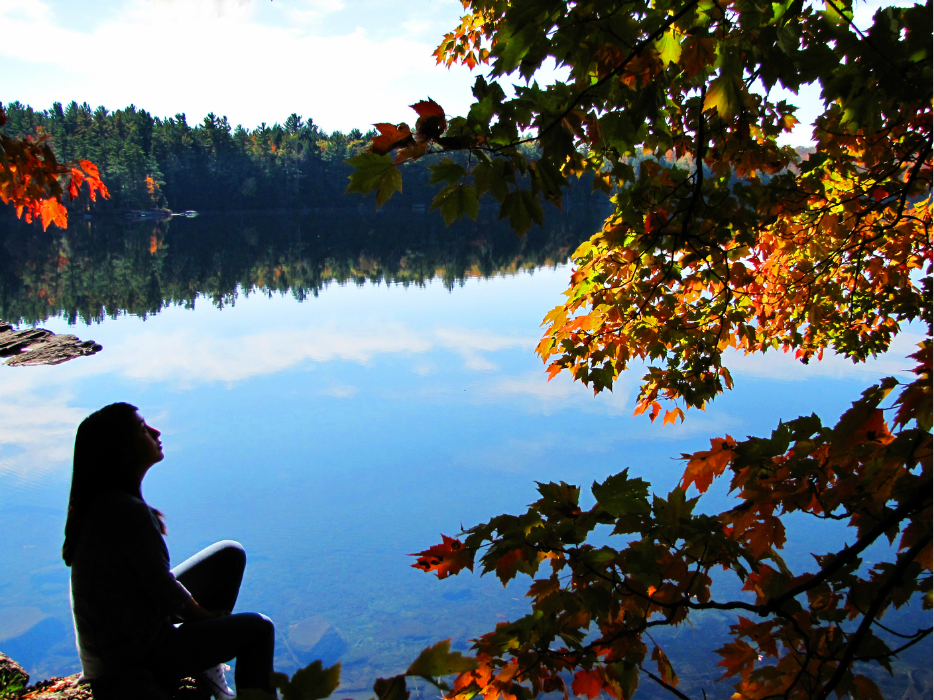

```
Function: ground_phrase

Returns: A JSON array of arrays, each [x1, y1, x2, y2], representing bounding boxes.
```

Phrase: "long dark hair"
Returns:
[[63, 402, 165, 566]]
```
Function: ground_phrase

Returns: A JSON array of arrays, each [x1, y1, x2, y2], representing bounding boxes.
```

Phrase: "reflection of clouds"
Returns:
[[107, 325, 532, 385], [319, 384, 358, 398], [434, 328, 534, 372], [723, 330, 925, 381], [116, 326, 432, 384], [0, 321, 533, 481], [479, 371, 631, 415], [0, 379, 84, 480]]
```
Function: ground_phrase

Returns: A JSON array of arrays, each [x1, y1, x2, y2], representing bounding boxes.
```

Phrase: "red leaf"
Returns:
[[571, 669, 603, 699], [370, 123, 414, 156], [411, 98, 446, 141], [410, 534, 473, 579], [79, 160, 101, 178], [715, 640, 757, 681], [651, 646, 678, 687], [410, 98, 445, 120]]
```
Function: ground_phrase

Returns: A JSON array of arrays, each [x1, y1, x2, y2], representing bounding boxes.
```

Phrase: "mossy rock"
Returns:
[[0, 653, 29, 697]]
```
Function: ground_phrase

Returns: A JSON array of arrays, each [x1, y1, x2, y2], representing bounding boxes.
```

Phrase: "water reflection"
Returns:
[[0, 210, 928, 697], [0, 205, 608, 326]]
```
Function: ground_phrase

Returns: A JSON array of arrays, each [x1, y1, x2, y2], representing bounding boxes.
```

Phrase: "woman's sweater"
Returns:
[[70, 491, 191, 676]]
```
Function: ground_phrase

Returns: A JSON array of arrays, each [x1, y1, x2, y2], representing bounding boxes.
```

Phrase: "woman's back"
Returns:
[[71, 491, 190, 674]]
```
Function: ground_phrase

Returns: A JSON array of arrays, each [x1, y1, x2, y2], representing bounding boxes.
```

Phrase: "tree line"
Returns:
[[0, 101, 590, 215], [0, 100, 374, 212]]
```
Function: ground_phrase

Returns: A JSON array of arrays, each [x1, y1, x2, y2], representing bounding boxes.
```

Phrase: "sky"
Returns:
[[0, 0, 916, 137]]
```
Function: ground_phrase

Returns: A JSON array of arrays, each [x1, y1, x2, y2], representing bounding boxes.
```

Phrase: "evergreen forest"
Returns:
[[0, 100, 564, 214]]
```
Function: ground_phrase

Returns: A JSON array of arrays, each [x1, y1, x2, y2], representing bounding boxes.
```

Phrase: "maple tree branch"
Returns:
[[869, 615, 932, 640], [852, 626, 932, 661], [641, 667, 695, 700], [723, 479, 933, 614], [780, 644, 816, 700], [815, 530, 933, 700]]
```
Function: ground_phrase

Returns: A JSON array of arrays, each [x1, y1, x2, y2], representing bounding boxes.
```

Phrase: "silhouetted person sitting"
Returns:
[[63, 402, 276, 699]]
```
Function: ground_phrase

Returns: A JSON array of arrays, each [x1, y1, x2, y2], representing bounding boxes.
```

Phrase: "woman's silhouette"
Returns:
[[64, 402, 275, 699]]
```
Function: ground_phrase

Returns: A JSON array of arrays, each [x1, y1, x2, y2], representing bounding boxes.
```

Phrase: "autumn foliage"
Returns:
[[0, 103, 109, 230], [347, 0, 932, 696]]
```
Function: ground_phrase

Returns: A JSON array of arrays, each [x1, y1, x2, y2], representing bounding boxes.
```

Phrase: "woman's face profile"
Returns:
[[133, 411, 164, 470]]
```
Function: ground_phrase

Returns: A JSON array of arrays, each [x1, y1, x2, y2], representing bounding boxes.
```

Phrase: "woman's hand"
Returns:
[[180, 596, 230, 622]]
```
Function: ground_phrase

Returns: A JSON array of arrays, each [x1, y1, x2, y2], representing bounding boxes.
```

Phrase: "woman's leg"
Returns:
[[149, 613, 276, 693], [171, 540, 245, 612]]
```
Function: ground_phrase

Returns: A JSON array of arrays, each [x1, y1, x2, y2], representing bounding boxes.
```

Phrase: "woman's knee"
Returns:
[[245, 612, 274, 638], [216, 540, 246, 570]]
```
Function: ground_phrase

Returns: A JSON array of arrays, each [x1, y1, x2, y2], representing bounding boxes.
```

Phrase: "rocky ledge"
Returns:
[[1, 653, 210, 700]]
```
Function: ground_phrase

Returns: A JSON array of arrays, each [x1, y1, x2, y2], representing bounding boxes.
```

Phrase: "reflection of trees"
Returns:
[[0, 204, 608, 325]]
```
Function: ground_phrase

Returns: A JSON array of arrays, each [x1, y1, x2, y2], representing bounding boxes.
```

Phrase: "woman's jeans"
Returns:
[[148, 540, 276, 693]]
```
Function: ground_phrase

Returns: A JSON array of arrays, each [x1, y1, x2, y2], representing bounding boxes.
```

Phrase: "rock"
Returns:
[[288, 616, 348, 667], [0, 322, 102, 367], [10, 672, 211, 700], [0, 651, 29, 695]]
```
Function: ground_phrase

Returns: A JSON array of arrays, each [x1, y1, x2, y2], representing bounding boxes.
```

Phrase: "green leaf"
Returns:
[[655, 28, 682, 65], [607, 661, 639, 700], [345, 152, 402, 209], [406, 639, 478, 685], [499, 189, 543, 236], [592, 469, 651, 518], [431, 183, 480, 224], [429, 158, 468, 185], [703, 73, 745, 118], [273, 660, 342, 700], [473, 161, 511, 202]]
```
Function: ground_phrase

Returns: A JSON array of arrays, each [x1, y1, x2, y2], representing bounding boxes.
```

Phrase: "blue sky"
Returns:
[[0, 0, 913, 137]]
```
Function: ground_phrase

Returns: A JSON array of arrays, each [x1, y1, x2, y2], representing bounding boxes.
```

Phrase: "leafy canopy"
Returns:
[[347, 0, 933, 698], [348, 0, 931, 421]]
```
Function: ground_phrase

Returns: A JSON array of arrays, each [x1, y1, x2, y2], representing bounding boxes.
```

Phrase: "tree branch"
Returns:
[[815, 530, 933, 700]]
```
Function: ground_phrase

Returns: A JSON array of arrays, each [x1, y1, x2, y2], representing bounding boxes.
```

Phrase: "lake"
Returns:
[[0, 209, 928, 698]]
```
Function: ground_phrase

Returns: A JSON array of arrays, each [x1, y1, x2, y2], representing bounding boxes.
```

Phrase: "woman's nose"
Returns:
[[149, 426, 161, 438]]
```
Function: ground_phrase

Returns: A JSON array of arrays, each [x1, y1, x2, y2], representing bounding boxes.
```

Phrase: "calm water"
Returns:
[[0, 211, 928, 698]]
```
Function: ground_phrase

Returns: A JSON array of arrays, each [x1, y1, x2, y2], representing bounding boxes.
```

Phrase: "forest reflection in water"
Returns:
[[0, 203, 608, 328], [0, 207, 929, 699]]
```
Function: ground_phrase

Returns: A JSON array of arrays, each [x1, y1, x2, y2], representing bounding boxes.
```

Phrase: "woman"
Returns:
[[63, 402, 276, 699]]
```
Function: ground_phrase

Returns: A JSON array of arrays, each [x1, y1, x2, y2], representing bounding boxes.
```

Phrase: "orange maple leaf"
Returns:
[[680, 435, 736, 493]]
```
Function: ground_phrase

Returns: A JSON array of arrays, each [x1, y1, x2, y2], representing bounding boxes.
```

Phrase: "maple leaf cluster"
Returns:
[[396, 355, 931, 700], [348, 0, 931, 420], [0, 103, 109, 230]]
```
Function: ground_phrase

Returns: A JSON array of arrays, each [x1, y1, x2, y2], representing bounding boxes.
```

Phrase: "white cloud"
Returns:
[[0, 0, 478, 131]]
